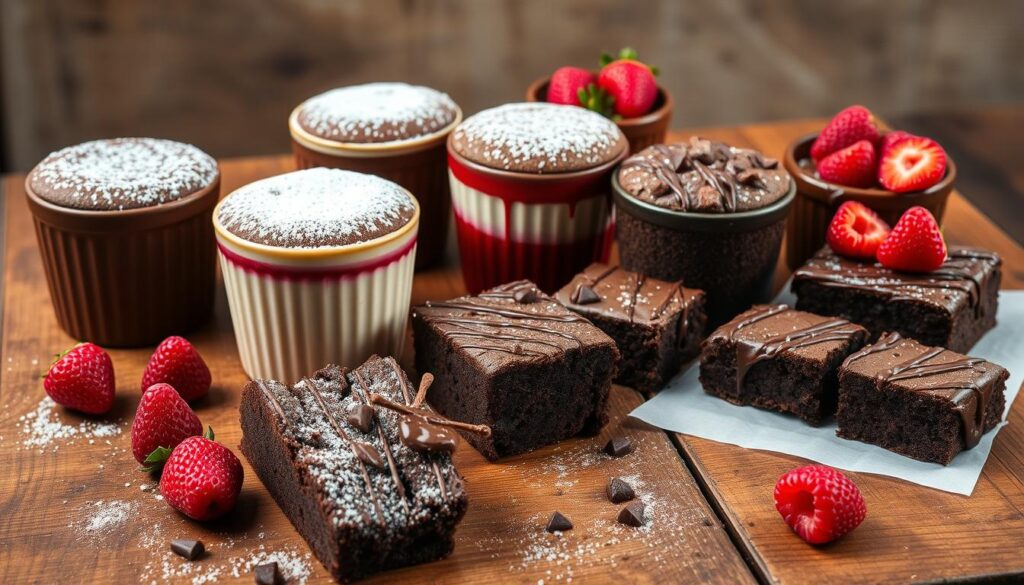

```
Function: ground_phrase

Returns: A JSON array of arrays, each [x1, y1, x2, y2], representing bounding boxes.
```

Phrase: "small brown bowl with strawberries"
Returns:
[[526, 47, 673, 155], [783, 105, 956, 270]]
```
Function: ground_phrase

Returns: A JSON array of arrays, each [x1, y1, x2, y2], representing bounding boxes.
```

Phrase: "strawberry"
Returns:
[[810, 105, 881, 162], [597, 47, 659, 118], [876, 206, 947, 272], [774, 464, 866, 545], [879, 130, 912, 157], [816, 140, 877, 188], [131, 383, 203, 467], [43, 342, 115, 415], [547, 67, 596, 106], [826, 201, 890, 259], [160, 428, 244, 521], [141, 336, 211, 402], [878, 136, 947, 193]]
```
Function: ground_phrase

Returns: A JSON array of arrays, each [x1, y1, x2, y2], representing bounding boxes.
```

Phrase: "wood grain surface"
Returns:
[[0, 119, 1022, 584]]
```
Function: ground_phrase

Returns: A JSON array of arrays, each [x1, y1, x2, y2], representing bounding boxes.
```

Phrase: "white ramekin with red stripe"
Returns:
[[214, 190, 419, 384], [447, 143, 626, 294]]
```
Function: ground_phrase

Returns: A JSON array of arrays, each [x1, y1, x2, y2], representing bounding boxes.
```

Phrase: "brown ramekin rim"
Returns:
[[525, 76, 673, 130], [612, 168, 796, 234], [289, 103, 463, 158], [783, 132, 957, 204], [24, 172, 222, 234]]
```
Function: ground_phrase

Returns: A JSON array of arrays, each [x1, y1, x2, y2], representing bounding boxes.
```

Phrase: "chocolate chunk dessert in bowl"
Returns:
[[447, 103, 628, 293], [214, 168, 419, 383], [613, 137, 794, 324], [289, 82, 460, 269], [25, 137, 220, 346]]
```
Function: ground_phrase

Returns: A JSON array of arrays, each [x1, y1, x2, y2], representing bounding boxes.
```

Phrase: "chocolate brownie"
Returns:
[[792, 247, 1001, 353], [837, 332, 1008, 465], [239, 356, 472, 582], [554, 263, 707, 393], [411, 280, 619, 460], [699, 305, 869, 424]]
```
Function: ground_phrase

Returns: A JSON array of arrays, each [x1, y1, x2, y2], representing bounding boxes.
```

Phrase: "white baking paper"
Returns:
[[630, 288, 1024, 495]]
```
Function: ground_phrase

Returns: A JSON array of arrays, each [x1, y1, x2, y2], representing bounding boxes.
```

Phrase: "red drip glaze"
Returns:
[[217, 236, 416, 282]]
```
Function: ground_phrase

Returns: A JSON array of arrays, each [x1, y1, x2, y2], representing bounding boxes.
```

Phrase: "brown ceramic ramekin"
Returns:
[[290, 107, 462, 270], [783, 133, 956, 270], [613, 170, 795, 326], [26, 177, 220, 347], [526, 77, 673, 155]]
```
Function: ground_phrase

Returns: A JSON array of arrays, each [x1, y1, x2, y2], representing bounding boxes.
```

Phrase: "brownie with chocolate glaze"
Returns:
[[792, 247, 1001, 353], [554, 263, 706, 393], [837, 332, 1007, 465], [411, 280, 619, 460], [699, 305, 868, 424]]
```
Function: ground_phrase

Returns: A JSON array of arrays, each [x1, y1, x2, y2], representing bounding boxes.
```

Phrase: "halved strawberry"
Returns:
[[816, 140, 877, 189], [810, 105, 881, 162], [878, 136, 947, 193], [826, 201, 890, 259], [876, 206, 947, 272]]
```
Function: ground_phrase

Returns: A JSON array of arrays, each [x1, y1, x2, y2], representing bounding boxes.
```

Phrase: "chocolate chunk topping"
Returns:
[[254, 561, 281, 585], [604, 436, 633, 458], [170, 539, 204, 561], [607, 477, 636, 503], [345, 402, 375, 433], [546, 511, 574, 533], [513, 285, 541, 304], [398, 416, 458, 454], [617, 501, 646, 527], [572, 285, 601, 305], [351, 440, 386, 468]]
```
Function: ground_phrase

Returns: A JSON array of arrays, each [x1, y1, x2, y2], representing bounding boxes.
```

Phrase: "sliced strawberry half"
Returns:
[[879, 130, 913, 157], [878, 136, 947, 193], [876, 206, 947, 272], [826, 201, 891, 259], [816, 140, 877, 189]]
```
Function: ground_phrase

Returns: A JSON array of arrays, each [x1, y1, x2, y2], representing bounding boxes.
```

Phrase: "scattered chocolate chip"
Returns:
[[170, 539, 204, 561], [546, 511, 573, 533], [254, 561, 281, 585], [607, 477, 636, 503], [572, 284, 600, 305], [513, 286, 539, 304], [603, 436, 633, 458], [617, 501, 646, 527], [737, 169, 766, 188], [345, 402, 375, 433]]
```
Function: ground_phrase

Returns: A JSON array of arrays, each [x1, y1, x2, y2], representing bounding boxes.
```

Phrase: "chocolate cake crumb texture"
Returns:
[[29, 138, 217, 211], [451, 103, 625, 173], [297, 82, 458, 144], [618, 136, 790, 213], [217, 168, 415, 249]]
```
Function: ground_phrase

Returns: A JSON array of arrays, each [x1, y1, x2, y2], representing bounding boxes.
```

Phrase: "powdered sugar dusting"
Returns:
[[299, 82, 457, 144], [18, 396, 123, 451], [77, 500, 138, 535], [29, 138, 217, 211], [217, 168, 415, 248], [453, 103, 623, 173]]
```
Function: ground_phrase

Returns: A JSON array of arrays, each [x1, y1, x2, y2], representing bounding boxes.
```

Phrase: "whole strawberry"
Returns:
[[774, 464, 866, 545], [548, 67, 595, 106], [131, 383, 203, 467], [816, 139, 877, 188], [160, 428, 243, 521], [141, 336, 211, 401], [826, 201, 890, 259], [810, 105, 881, 162], [43, 342, 115, 415], [597, 47, 659, 118], [877, 206, 947, 272]]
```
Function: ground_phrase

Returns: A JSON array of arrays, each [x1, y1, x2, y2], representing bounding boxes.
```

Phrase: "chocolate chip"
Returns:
[[513, 286, 540, 304], [603, 436, 633, 458], [170, 539, 204, 561], [617, 501, 646, 527], [737, 169, 766, 188], [254, 561, 281, 585], [607, 477, 636, 503], [572, 284, 600, 305], [546, 511, 573, 533], [345, 402, 375, 433]]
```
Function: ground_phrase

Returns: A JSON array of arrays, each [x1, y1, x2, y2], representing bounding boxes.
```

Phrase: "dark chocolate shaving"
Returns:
[[617, 501, 646, 527], [170, 539, 204, 561], [607, 477, 636, 503], [572, 284, 601, 305], [345, 402, 375, 433], [604, 436, 633, 458], [546, 511, 574, 533]]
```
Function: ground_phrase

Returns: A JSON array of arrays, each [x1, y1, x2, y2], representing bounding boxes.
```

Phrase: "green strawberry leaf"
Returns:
[[619, 47, 639, 61], [599, 51, 615, 67], [140, 446, 173, 473], [578, 83, 616, 119], [204, 426, 215, 441]]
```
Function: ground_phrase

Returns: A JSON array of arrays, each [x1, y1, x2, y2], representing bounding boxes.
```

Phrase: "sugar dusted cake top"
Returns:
[[217, 168, 415, 249], [28, 138, 218, 211]]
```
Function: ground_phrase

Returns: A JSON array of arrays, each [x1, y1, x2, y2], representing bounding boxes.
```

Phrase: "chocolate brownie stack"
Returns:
[[239, 355, 471, 582]]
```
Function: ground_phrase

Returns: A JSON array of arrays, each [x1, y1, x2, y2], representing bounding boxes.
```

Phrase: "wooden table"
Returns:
[[0, 119, 1021, 584]]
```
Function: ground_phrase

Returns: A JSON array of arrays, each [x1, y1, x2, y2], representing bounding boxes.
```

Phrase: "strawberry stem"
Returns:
[[204, 426, 215, 441]]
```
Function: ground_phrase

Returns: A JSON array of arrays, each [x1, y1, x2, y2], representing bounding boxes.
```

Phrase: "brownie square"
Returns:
[[837, 332, 1008, 465], [699, 305, 869, 424], [411, 280, 619, 460], [792, 246, 1001, 353], [553, 263, 707, 393], [239, 356, 468, 582]]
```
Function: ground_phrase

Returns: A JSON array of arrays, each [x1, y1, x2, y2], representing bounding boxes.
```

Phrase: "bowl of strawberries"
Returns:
[[782, 105, 956, 270], [526, 47, 673, 155]]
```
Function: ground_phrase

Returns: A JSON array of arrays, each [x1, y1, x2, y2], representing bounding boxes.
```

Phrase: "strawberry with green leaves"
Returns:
[[598, 47, 660, 118], [132, 383, 203, 468]]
